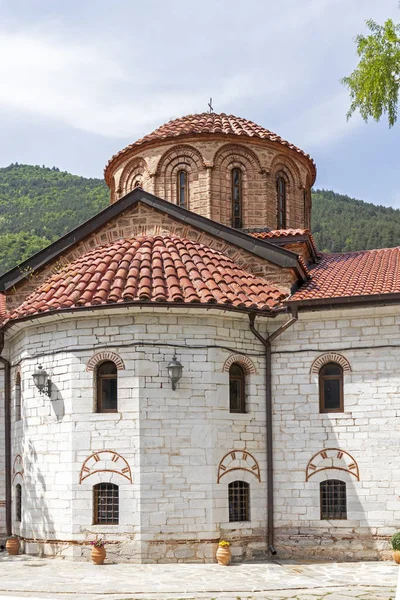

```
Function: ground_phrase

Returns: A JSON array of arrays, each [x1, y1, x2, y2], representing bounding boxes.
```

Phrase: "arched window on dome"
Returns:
[[96, 361, 118, 413], [319, 362, 343, 413], [134, 180, 142, 189], [277, 176, 287, 229], [177, 170, 188, 208], [229, 363, 246, 413], [231, 168, 242, 228]]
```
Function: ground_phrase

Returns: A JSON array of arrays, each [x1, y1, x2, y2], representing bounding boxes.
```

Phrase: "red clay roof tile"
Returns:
[[290, 247, 400, 302], [5, 236, 288, 323], [104, 113, 316, 182]]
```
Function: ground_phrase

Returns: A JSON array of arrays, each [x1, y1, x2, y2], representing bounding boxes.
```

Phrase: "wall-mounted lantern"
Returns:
[[167, 354, 183, 390], [32, 364, 52, 396]]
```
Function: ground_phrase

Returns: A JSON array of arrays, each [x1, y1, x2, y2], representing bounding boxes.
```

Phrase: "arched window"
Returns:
[[229, 480, 250, 522], [320, 480, 347, 520], [134, 180, 141, 188], [15, 373, 21, 422], [177, 170, 188, 208], [319, 362, 343, 413], [276, 176, 286, 229], [229, 363, 246, 413], [15, 483, 22, 522], [96, 361, 118, 413], [231, 168, 242, 228], [93, 483, 119, 524]]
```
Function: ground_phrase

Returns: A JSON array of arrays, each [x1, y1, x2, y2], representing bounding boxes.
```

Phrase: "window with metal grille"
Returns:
[[228, 480, 250, 522], [15, 373, 21, 422], [277, 176, 286, 229], [177, 170, 188, 208], [229, 363, 246, 413], [93, 483, 119, 524], [320, 479, 347, 520], [15, 484, 21, 522], [319, 362, 343, 413], [231, 168, 242, 228], [96, 361, 118, 413]]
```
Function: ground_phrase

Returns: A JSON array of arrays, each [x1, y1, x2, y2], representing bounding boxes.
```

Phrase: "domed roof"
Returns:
[[104, 112, 315, 182], [7, 235, 287, 322]]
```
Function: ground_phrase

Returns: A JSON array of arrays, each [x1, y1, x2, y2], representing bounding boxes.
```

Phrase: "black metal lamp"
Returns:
[[32, 364, 51, 396], [167, 354, 183, 390]]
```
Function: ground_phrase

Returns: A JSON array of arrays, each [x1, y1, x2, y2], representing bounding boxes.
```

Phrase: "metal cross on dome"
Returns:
[[208, 97, 214, 113]]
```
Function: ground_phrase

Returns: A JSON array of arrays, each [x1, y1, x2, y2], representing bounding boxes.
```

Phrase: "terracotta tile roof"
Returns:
[[290, 247, 400, 303], [250, 228, 318, 257], [104, 113, 316, 182], [5, 236, 288, 323]]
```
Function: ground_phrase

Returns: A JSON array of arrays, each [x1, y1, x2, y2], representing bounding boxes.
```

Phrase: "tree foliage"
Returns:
[[341, 18, 400, 127], [312, 189, 400, 252], [0, 164, 109, 275]]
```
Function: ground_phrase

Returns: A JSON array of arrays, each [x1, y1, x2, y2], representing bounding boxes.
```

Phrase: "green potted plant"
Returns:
[[216, 540, 231, 565], [391, 532, 400, 563], [90, 538, 106, 565], [6, 535, 20, 556]]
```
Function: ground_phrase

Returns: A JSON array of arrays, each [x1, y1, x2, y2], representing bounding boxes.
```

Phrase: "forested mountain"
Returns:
[[0, 163, 400, 276]]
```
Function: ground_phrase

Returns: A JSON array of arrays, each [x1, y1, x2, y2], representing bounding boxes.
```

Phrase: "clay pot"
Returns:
[[216, 546, 231, 566], [91, 546, 106, 565], [6, 537, 19, 556], [393, 550, 400, 564]]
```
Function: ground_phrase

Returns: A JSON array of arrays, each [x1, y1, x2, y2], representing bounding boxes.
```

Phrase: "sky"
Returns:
[[0, 0, 399, 207]]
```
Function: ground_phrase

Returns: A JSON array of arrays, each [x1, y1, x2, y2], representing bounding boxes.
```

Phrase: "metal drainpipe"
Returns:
[[0, 331, 11, 536], [249, 309, 298, 556]]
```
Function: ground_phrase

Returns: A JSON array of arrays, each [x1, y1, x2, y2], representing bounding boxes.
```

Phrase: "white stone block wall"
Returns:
[[270, 305, 400, 560], [3, 308, 268, 562]]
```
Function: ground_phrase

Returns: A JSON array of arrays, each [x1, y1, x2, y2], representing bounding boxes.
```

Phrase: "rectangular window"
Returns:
[[320, 480, 347, 520], [93, 483, 119, 524], [229, 480, 250, 522], [16, 484, 22, 522]]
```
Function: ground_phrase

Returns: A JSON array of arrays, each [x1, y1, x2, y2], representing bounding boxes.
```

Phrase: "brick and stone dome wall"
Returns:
[[104, 113, 316, 231]]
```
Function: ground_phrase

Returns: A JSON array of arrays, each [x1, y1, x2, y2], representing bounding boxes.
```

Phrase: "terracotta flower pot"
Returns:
[[91, 546, 106, 565], [216, 546, 231, 566], [393, 550, 400, 564], [6, 537, 19, 556]]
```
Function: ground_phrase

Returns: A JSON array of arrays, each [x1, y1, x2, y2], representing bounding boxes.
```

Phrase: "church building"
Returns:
[[0, 112, 398, 562]]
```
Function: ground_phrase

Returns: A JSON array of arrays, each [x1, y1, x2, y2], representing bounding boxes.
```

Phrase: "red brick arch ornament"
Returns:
[[310, 353, 351, 374], [86, 351, 125, 372], [222, 354, 256, 375]]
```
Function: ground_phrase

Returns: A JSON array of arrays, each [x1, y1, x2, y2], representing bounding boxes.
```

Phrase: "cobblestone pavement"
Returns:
[[0, 555, 397, 600]]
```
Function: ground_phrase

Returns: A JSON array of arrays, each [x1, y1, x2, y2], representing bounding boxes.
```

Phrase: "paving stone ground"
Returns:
[[0, 554, 398, 600]]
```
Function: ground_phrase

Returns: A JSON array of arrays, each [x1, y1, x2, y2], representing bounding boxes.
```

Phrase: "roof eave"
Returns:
[[288, 292, 400, 312]]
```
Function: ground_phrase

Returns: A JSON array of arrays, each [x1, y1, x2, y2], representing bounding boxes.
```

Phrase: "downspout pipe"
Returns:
[[249, 308, 298, 557], [0, 331, 11, 536]]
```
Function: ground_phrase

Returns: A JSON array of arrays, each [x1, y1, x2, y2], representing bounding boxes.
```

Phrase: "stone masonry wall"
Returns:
[[0, 365, 6, 542], [268, 305, 400, 561], [4, 308, 268, 562]]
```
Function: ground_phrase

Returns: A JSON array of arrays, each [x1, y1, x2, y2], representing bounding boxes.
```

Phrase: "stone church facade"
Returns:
[[0, 113, 399, 563]]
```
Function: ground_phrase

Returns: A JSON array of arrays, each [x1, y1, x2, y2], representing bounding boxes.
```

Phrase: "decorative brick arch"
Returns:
[[119, 157, 149, 197], [222, 354, 256, 375], [217, 450, 260, 483], [155, 144, 204, 210], [86, 351, 125, 372], [270, 153, 302, 186], [12, 454, 24, 482], [310, 353, 351, 374], [79, 450, 132, 483], [211, 144, 263, 227], [306, 448, 359, 482]]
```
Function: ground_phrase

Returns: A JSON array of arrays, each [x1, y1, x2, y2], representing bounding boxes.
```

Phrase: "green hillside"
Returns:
[[312, 189, 400, 253], [0, 163, 399, 276]]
